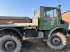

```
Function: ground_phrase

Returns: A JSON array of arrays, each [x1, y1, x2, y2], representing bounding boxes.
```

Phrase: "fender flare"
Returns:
[[0, 28, 22, 37], [48, 27, 65, 38]]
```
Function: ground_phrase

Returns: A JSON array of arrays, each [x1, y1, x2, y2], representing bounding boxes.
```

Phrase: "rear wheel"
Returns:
[[47, 32, 67, 49], [0, 35, 22, 52]]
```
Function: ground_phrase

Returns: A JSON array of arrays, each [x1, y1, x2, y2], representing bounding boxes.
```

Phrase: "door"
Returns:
[[42, 9, 59, 30]]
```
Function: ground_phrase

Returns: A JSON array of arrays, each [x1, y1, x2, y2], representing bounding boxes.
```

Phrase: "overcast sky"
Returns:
[[0, 0, 70, 17]]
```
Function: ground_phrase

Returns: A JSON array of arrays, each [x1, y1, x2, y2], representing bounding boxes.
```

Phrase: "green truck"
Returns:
[[0, 5, 69, 52]]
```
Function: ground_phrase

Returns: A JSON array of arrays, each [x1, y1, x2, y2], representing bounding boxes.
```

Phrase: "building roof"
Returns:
[[62, 10, 70, 14], [62, 10, 70, 23], [0, 16, 30, 19]]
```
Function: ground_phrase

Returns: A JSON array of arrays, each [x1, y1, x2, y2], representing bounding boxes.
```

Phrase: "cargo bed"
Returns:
[[0, 16, 38, 27]]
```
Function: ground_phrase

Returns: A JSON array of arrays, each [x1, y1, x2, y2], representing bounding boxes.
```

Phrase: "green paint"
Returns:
[[50, 18, 54, 25], [34, 6, 69, 30]]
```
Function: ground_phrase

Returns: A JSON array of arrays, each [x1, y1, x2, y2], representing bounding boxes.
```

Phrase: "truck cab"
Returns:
[[37, 5, 69, 30]]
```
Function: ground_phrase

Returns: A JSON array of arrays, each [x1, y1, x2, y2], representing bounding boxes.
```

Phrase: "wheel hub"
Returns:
[[51, 37, 61, 46], [4, 40, 16, 51]]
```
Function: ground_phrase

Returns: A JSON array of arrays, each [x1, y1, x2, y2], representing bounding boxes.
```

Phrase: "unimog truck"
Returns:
[[0, 5, 69, 52]]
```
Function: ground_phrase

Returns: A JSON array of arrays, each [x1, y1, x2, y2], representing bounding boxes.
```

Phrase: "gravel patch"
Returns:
[[21, 36, 70, 52]]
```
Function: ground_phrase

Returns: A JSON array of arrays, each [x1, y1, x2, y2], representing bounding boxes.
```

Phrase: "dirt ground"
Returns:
[[21, 36, 70, 52]]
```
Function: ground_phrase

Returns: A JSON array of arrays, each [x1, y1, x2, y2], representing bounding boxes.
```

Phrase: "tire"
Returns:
[[47, 32, 67, 49], [0, 35, 22, 52]]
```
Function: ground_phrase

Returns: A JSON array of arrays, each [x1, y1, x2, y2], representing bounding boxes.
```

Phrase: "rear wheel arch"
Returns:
[[0, 28, 22, 38]]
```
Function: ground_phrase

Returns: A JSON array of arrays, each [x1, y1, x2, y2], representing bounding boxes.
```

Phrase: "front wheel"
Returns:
[[47, 32, 67, 49], [0, 35, 22, 52]]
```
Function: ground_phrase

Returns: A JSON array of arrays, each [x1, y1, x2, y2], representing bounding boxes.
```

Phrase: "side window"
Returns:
[[45, 10, 53, 18], [34, 11, 35, 15], [34, 10, 37, 16], [45, 9, 57, 18]]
